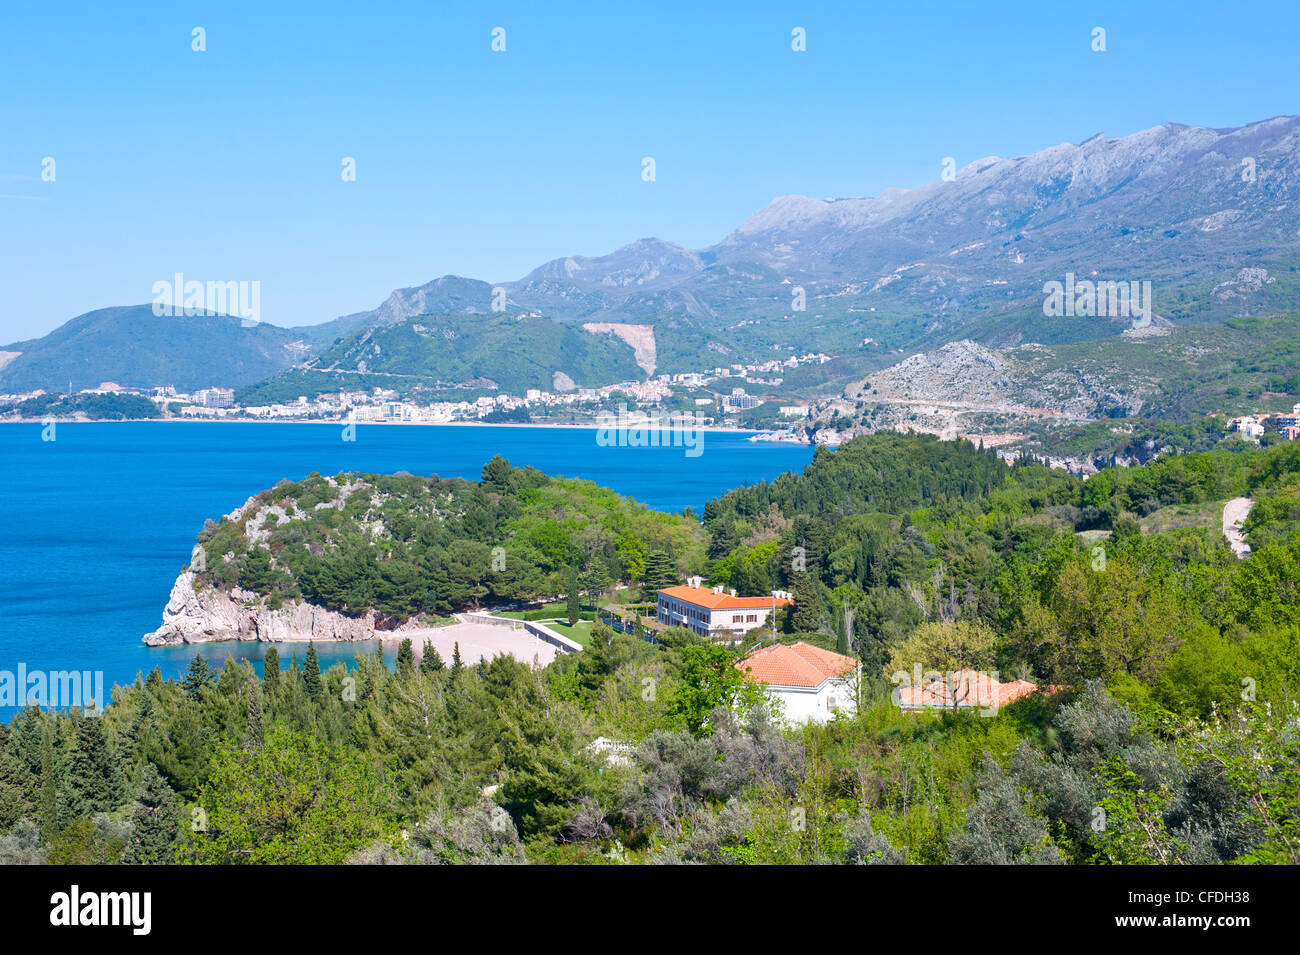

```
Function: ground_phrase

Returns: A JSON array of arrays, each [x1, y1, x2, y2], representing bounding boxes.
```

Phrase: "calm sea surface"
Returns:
[[0, 422, 813, 716]]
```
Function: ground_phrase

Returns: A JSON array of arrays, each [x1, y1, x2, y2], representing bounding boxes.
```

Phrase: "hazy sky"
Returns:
[[3, 0, 1297, 340]]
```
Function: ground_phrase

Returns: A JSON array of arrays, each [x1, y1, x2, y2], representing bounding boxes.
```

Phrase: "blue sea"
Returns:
[[0, 422, 812, 718]]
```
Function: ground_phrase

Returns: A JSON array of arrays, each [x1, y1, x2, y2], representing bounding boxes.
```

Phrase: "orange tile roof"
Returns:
[[735, 641, 859, 689], [658, 584, 792, 611], [896, 670, 1054, 709]]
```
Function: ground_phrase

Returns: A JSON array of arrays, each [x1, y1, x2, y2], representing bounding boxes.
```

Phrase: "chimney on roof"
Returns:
[[730, 589, 737, 597], [712, 584, 723, 594]]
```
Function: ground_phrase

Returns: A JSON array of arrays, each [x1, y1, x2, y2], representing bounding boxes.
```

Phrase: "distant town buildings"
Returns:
[[196, 387, 235, 409], [1226, 402, 1300, 441], [723, 387, 763, 413], [0, 348, 828, 430]]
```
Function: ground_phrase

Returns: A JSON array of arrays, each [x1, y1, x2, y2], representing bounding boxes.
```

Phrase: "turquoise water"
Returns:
[[0, 422, 813, 716]]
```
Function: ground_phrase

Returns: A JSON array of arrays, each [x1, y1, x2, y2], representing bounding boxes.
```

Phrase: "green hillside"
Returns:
[[193, 455, 705, 619], [0, 305, 311, 393], [240, 313, 648, 401]]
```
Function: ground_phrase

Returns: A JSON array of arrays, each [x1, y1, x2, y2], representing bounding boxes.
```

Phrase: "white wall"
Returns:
[[770, 676, 857, 724]]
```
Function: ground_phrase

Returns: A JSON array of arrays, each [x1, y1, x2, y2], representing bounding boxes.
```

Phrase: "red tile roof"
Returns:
[[659, 584, 792, 611], [896, 670, 1055, 709], [735, 641, 859, 689]]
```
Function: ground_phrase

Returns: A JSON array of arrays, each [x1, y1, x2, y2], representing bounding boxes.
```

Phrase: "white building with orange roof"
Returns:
[[735, 641, 860, 723], [656, 580, 792, 640]]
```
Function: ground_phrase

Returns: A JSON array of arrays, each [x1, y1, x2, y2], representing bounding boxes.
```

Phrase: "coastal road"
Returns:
[[1222, 497, 1255, 558]]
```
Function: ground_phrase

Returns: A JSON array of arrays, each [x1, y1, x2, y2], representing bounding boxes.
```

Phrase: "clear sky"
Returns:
[[2, 0, 1297, 340]]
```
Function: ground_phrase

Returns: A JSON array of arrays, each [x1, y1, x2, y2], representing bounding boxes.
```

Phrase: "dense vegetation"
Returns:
[[10, 392, 161, 420], [703, 433, 1300, 696], [2, 433, 1298, 865], [193, 456, 705, 618]]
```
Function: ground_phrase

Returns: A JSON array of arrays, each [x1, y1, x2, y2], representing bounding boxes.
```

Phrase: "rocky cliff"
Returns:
[[141, 570, 425, 646]]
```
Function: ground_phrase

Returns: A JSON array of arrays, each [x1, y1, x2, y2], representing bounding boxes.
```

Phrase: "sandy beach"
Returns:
[[377, 621, 559, 667]]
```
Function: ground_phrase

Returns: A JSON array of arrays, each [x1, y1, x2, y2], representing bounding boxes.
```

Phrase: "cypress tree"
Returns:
[[244, 682, 264, 750], [38, 723, 59, 836], [303, 642, 323, 700], [122, 764, 181, 865], [396, 638, 416, 678], [451, 642, 463, 677], [263, 646, 281, 696], [419, 640, 444, 674], [566, 565, 581, 626]]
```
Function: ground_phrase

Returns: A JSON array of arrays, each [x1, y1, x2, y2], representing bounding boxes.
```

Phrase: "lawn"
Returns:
[[537, 619, 594, 647]]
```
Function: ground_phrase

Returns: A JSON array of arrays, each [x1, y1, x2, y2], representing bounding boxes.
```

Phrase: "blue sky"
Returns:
[[3, 0, 1297, 340]]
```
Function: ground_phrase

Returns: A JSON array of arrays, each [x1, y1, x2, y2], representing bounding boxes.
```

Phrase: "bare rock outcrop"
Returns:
[[141, 571, 422, 646]]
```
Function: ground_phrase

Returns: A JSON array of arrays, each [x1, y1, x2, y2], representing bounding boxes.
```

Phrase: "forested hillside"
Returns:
[[2, 434, 1298, 865], [194, 455, 706, 618], [703, 434, 1300, 697]]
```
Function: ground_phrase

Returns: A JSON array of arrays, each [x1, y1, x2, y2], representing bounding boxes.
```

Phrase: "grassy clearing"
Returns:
[[1139, 499, 1223, 536], [1075, 529, 1112, 545]]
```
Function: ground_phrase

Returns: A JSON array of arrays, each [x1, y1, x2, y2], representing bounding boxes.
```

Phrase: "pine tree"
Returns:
[[67, 716, 124, 818], [122, 764, 181, 864], [451, 642, 463, 677], [790, 572, 824, 634], [303, 642, 323, 700], [0, 744, 35, 831], [708, 520, 739, 560], [396, 638, 416, 678], [419, 640, 445, 674], [576, 624, 618, 697], [120, 691, 154, 771], [641, 550, 677, 598], [181, 655, 215, 695], [566, 565, 581, 626], [263, 646, 281, 697], [481, 455, 514, 493]]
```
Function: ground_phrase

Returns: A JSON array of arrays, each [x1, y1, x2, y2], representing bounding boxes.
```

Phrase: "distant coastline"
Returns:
[[1, 416, 764, 434]]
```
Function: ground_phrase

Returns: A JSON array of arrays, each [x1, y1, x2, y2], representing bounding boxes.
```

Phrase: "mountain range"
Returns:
[[4, 116, 1298, 400]]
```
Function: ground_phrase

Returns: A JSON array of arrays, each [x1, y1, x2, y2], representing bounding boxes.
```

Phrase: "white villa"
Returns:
[[735, 641, 860, 723], [656, 579, 792, 640]]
